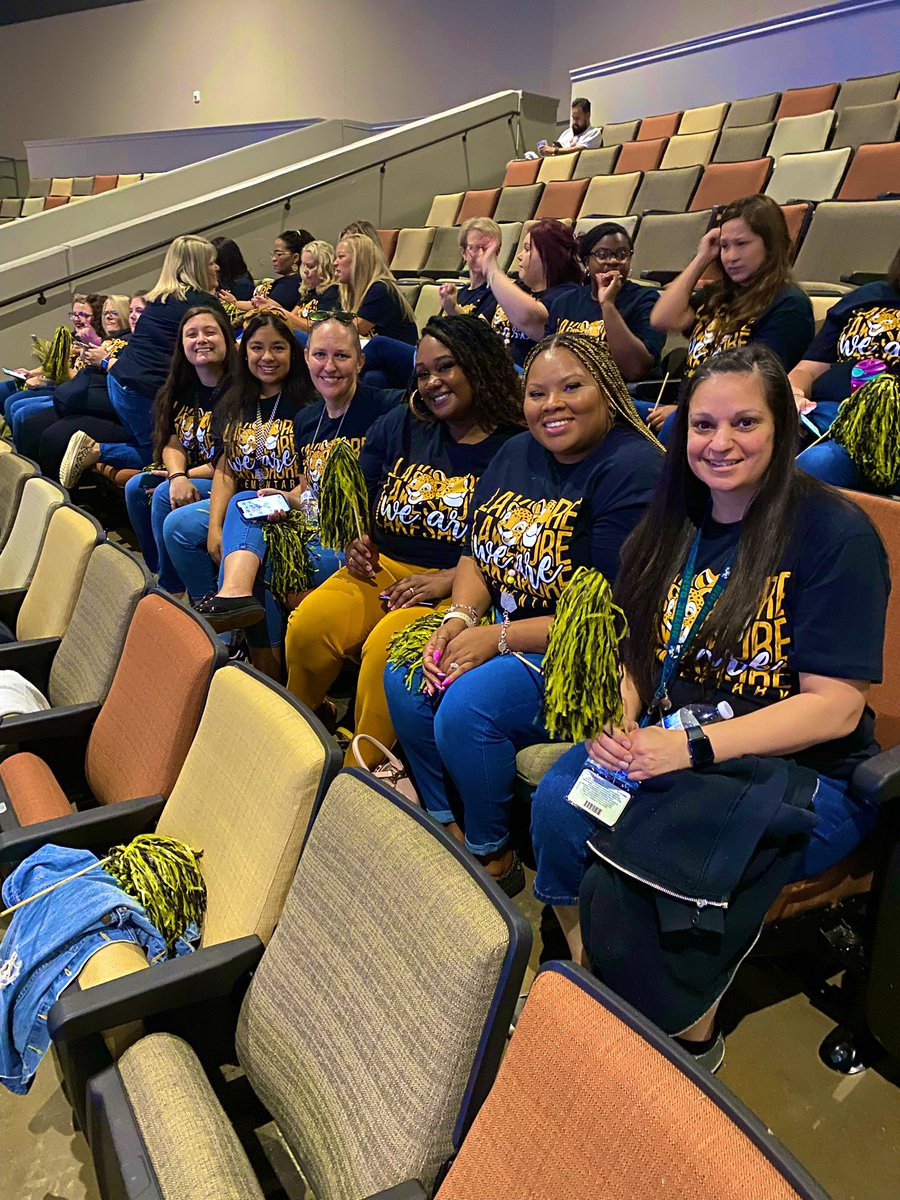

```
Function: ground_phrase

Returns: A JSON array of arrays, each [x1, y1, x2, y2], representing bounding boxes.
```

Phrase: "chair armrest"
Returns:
[[0, 637, 60, 692], [840, 272, 886, 286], [365, 1184, 428, 1200], [0, 701, 100, 747], [851, 746, 900, 809], [0, 792, 166, 862], [640, 269, 679, 286], [48, 935, 265, 1043], [0, 587, 27, 629]]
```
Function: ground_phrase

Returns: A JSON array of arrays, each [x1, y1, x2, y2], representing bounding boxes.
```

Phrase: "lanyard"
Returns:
[[645, 522, 735, 721]]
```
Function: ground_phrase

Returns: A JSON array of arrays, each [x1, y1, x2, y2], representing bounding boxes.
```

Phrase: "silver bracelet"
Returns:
[[498, 614, 512, 655]]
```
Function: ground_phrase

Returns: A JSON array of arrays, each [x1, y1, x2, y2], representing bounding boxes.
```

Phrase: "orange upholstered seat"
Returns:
[[0, 753, 71, 825]]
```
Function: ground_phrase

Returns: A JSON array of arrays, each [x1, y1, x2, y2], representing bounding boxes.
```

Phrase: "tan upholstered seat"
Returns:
[[0, 451, 37, 551], [49, 177, 73, 197], [579, 172, 642, 218], [414, 283, 443, 330], [660, 131, 719, 170], [115, 173, 142, 187], [678, 102, 729, 135], [424, 192, 463, 226], [575, 214, 640, 240], [767, 110, 836, 159], [496, 221, 523, 270], [793, 199, 900, 287], [537, 153, 577, 183], [764, 148, 852, 205], [0, 477, 65, 591], [390, 228, 436, 274], [20, 197, 44, 216], [12, 505, 102, 643], [418, 225, 463, 277]]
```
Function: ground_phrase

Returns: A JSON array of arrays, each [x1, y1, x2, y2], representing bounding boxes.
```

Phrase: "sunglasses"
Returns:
[[308, 309, 356, 324]]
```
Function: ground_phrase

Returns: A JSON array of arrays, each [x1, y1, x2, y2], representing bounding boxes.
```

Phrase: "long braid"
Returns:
[[420, 314, 524, 430], [523, 331, 663, 449]]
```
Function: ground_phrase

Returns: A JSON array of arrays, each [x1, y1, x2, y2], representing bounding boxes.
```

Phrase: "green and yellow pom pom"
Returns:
[[387, 610, 448, 689], [831, 375, 900, 492], [318, 437, 369, 550], [542, 567, 627, 743], [105, 833, 206, 952], [38, 326, 74, 385], [262, 511, 315, 598]]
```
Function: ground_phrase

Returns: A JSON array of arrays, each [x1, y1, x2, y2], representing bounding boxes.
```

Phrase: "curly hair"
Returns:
[[523, 331, 662, 447], [152, 306, 237, 460], [415, 314, 524, 431]]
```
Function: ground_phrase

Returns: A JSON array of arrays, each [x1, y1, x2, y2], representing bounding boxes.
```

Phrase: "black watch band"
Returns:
[[686, 724, 715, 770]]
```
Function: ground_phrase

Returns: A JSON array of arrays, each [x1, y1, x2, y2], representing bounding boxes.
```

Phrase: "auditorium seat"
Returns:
[[601, 119, 640, 145], [396, 280, 422, 308], [629, 166, 702, 214], [831, 100, 900, 150], [533, 178, 588, 220], [91, 174, 118, 194], [792, 199, 900, 286], [615, 138, 667, 174], [836, 141, 900, 199], [775, 82, 839, 119], [572, 145, 621, 178], [501, 159, 541, 187], [638, 112, 682, 141], [678, 102, 730, 135], [414, 283, 443, 328], [713, 122, 774, 164], [689, 158, 773, 210], [537, 153, 578, 183], [389, 228, 436, 274], [660, 131, 719, 169], [455, 188, 500, 223], [630, 210, 714, 281], [779, 201, 814, 258], [578, 172, 641, 218], [71, 176, 94, 196], [575, 214, 640, 240], [765, 148, 852, 205], [20, 197, 44, 216], [419, 226, 463, 278], [496, 222, 523, 271], [116, 173, 142, 187], [0, 198, 23, 220], [767, 110, 836, 159], [493, 182, 543, 223], [424, 192, 463, 226], [834, 70, 900, 110], [27, 177, 50, 197], [43, 196, 70, 210], [724, 92, 780, 127], [377, 228, 399, 262], [49, 177, 74, 197]]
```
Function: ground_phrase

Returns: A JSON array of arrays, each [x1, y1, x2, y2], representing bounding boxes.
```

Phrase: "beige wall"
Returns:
[[0, 0, 555, 157]]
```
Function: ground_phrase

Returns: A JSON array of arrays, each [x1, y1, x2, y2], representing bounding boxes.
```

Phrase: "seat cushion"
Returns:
[[118, 1033, 265, 1200], [516, 742, 572, 789], [0, 752, 71, 824], [766, 842, 876, 922]]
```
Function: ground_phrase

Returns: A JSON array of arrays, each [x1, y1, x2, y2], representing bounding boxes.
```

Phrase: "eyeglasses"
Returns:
[[69, 311, 90, 320], [585, 249, 631, 264], [308, 309, 356, 324]]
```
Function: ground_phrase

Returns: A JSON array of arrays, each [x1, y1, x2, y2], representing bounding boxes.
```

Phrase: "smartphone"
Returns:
[[237, 494, 291, 520], [2, 369, 28, 380]]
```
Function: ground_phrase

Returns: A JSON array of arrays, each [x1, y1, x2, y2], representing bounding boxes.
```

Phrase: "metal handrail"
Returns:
[[1, 109, 520, 310]]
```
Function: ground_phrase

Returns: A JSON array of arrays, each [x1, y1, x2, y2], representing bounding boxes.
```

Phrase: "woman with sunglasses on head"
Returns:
[[385, 333, 663, 890], [481, 219, 583, 367], [530, 345, 887, 1066], [194, 312, 404, 631], [283, 315, 523, 761], [123, 306, 237, 594], [648, 195, 813, 437]]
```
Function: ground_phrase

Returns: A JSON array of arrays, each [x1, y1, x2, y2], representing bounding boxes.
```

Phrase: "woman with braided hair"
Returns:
[[283, 314, 523, 762], [384, 332, 663, 892]]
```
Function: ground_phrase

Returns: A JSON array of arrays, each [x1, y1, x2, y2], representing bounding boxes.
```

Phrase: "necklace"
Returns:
[[254, 391, 282, 484]]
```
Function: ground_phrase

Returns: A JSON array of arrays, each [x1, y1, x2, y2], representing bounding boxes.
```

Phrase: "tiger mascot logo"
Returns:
[[496, 500, 554, 549], [406, 468, 469, 510]]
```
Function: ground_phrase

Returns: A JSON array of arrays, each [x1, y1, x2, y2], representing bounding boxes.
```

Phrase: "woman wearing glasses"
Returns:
[[483, 221, 661, 381]]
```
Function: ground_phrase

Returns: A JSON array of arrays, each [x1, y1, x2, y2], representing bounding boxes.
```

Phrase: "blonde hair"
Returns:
[[302, 240, 336, 292], [102, 294, 130, 331], [147, 235, 216, 303], [337, 233, 415, 323], [458, 217, 501, 251]]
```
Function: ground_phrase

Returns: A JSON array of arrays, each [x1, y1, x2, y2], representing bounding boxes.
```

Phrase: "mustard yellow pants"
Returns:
[[284, 553, 444, 766]]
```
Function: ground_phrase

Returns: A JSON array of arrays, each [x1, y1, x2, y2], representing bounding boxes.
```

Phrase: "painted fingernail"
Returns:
[[433, 651, 441, 663]]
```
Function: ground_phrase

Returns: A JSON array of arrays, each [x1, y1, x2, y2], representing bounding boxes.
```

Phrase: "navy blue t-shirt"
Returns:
[[360, 405, 518, 569], [492, 281, 582, 367], [358, 281, 417, 345], [293, 383, 404, 491], [296, 284, 341, 321], [171, 378, 229, 467], [448, 281, 498, 323], [228, 273, 255, 302], [112, 289, 227, 398], [269, 274, 303, 311], [214, 391, 309, 491], [805, 281, 900, 408], [685, 285, 814, 374], [467, 424, 663, 619], [660, 491, 888, 780], [544, 280, 664, 366]]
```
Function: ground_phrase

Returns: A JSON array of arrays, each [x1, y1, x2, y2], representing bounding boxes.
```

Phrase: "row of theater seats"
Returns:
[[378, 194, 898, 294], [0, 172, 161, 221], [0, 445, 833, 1200]]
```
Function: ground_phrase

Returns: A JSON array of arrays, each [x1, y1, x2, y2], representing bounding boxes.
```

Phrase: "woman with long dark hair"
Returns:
[[385, 332, 662, 889], [211, 236, 255, 301], [648, 195, 814, 434], [530, 344, 888, 1068], [283, 315, 523, 760], [123, 306, 236, 593]]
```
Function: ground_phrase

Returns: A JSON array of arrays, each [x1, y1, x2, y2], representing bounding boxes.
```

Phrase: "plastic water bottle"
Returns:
[[850, 359, 887, 392], [661, 701, 734, 731], [298, 489, 318, 523]]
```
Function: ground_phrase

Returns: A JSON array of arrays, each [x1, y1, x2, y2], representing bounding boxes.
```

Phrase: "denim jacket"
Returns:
[[0, 844, 194, 1095]]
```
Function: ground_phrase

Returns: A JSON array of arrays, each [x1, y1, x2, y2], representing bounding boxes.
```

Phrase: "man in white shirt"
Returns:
[[539, 98, 601, 156]]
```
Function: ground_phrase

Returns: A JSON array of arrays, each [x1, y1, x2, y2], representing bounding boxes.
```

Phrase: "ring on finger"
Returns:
[[449, 661, 460, 671]]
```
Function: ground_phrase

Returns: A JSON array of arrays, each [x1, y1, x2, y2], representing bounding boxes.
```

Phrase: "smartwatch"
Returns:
[[686, 725, 715, 770]]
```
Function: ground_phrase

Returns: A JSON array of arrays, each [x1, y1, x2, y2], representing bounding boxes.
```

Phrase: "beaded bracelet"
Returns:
[[167, 471, 187, 482], [497, 613, 512, 655]]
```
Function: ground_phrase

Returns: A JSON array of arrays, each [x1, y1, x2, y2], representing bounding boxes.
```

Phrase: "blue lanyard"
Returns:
[[645, 522, 735, 721]]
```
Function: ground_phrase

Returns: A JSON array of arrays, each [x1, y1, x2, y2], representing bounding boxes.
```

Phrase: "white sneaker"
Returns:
[[59, 431, 96, 488]]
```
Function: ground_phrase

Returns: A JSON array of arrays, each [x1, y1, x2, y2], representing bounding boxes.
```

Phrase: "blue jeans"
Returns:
[[106, 374, 154, 464], [796, 440, 874, 489], [357, 336, 416, 389], [631, 399, 676, 446], [530, 743, 882, 906], [124, 475, 214, 593], [385, 651, 549, 855], [1, 379, 21, 420], [220, 491, 343, 647], [10, 394, 55, 451], [162, 500, 216, 601]]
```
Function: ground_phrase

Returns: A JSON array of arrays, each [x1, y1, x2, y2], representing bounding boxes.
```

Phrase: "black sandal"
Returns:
[[194, 595, 266, 632]]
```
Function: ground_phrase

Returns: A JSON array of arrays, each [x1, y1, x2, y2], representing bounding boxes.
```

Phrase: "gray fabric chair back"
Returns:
[[630, 166, 702, 215], [832, 100, 900, 151], [713, 123, 774, 164]]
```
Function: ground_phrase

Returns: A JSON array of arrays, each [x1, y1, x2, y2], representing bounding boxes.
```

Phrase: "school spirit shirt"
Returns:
[[172, 378, 229, 467], [492, 281, 582, 367], [215, 391, 308, 492], [359, 405, 518, 569], [357, 282, 418, 345], [685, 285, 814, 375], [296, 284, 341, 322], [805, 281, 900, 408], [544, 281, 664, 367], [466, 424, 663, 619], [293, 384, 404, 491], [448, 281, 498, 323]]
